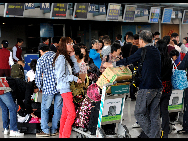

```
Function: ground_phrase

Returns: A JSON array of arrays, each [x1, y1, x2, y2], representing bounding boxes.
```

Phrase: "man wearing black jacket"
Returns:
[[121, 34, 138, 59], [121, 33, 138, 101], [103, 30, 163, 138]]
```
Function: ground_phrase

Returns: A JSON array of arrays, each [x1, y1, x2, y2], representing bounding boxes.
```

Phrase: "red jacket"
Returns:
[[13, 44, 22, 62], [0, 48, 11, 69]]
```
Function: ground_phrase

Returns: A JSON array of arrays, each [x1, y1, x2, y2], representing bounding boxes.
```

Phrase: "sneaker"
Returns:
[[50, 131, 59, 136], [132, 122, 140, 128], [172, 125, 176, 130], [36, 131, 50, 137], [9, 130, 24, 137], [4, 128, 9, 135]]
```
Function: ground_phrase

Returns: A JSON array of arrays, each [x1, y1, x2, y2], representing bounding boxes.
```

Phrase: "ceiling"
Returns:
[[120, 3, 188, 10]]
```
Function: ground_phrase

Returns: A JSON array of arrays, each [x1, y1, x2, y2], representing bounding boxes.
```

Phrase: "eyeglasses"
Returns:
[[67, 43, 74, 46]]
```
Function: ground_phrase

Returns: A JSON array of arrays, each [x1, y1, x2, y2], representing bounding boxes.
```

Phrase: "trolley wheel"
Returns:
[[118, 132, 131, 138], [169, 124, 172, 134], [76, 133, 86, 138], [125, 133, 131, 138]]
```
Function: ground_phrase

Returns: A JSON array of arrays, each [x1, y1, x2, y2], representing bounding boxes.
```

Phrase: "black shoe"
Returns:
[[131, 98, 136, 101]]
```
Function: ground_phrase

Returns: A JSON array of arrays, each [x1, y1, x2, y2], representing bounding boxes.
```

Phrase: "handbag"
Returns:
[[171, 58, 188, 90], [70, 80, 86, 104]]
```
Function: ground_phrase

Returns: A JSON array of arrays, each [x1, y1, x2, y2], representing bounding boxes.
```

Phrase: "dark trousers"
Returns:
[[0, 69, 11, 77], [160, 91, 171, 138], [135, 89, 162, 138], [183, 87, 188, 131]]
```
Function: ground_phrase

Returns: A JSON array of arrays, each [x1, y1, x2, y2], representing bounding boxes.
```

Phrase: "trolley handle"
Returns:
[[103, 80, 132, 87], [115, 80, 132, 83]]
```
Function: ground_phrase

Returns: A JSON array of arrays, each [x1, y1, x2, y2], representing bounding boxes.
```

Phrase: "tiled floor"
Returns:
[[0, 98, 187, 138]]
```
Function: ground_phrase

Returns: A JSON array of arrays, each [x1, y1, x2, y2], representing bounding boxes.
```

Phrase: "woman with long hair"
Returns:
[[53, 37, 82, 138], [156, 39, 173, 138]]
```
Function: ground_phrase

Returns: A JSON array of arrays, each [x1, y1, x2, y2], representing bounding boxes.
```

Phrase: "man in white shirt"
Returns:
[[12, 38, 24, 62]]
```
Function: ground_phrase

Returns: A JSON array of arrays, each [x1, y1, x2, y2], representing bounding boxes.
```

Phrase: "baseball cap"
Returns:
[[1, 40, 9, 48]]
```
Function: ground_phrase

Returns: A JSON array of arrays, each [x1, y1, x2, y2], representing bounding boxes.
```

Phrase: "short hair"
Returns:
[[103, 38, 111, 45], [38, 44, 50, 52], [124, 31, 134, 41], [170, 49, 179, 57], [111, 43, 121, 53], [163, 35, 170, 45], [42, 37, 48, 42], [139, 30, 153, 43], [171, 33, 179, 38], [172, 39, 178, 45], [133, 34, 139, 40], [127, 34, 134, 40], [153, 31, 160, 37], [116, 34, 122, 40], [91, 39, 99, 46], [102, 35, 110, 41], [17, 38, 23, 43]]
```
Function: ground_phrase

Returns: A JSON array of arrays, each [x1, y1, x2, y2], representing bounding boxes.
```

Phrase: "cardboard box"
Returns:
[[106, 82, 130, 94], [96, 66, 132, 88]]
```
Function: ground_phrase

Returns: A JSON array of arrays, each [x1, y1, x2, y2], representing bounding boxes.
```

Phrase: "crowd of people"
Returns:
[[1, 30, 188, 138]]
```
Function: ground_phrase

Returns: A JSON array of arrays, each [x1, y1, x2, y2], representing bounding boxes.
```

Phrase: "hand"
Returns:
[[77, 78, 82, 83], [103, 62, 113, 68], [70, 51, 75, 56], [31, 113, 38, 118]]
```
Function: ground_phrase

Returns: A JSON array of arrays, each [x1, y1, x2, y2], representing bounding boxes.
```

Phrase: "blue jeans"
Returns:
[[41, 93, 63, 134], [0, 92, 18, 131], [135, 89, 162, 138]]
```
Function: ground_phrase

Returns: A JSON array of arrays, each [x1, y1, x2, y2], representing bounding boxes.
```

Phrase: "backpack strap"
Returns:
[[138, 47, 147, 78]]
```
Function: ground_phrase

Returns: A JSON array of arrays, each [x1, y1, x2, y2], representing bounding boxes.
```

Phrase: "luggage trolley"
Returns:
[[72, 80, 132, 138], [168, 89, 184, 134]]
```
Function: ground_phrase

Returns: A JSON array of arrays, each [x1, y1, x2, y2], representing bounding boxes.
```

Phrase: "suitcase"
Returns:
[[17, 123, 41, 134]]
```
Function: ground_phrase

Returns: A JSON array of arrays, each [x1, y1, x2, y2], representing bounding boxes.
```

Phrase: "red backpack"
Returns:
[[0, 77, 10, 95]]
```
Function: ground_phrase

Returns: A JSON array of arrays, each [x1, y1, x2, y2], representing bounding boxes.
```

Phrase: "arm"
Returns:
[[113, 48, 142, 67], [103, 48, 142, 68], [89, 50, 100, 60], [12, 46, 19, 61], [9, 51, 14, 66], [35, 60, 43, 91], [180, 44, 187, 53], [177, 53, 188, 70], [55, 55, 78, 84]]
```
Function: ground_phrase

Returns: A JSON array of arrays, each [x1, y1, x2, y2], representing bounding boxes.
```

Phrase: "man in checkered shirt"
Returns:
[[35, 44, 63, 137]]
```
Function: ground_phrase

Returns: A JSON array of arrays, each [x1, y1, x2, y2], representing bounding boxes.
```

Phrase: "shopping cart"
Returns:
[[72, 80, 132, 138], [168, 89, 184, 134]]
